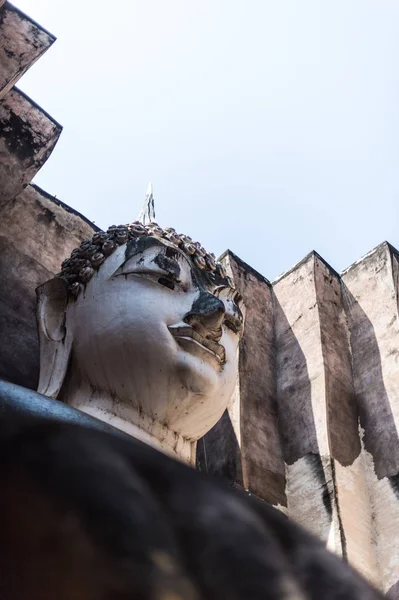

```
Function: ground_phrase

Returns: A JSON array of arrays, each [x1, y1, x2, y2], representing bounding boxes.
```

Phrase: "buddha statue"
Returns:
[[35, 193, 245, 464]]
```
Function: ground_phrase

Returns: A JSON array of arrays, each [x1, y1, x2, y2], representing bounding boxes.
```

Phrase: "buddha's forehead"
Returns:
[[58, 222, 235, 299]]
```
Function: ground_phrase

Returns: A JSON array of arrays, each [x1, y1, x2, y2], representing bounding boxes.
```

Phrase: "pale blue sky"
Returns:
[[16, 1, 399, 280]]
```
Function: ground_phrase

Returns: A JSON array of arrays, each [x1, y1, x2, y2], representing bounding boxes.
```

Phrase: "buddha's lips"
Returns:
[[168, 325, 226, 364]]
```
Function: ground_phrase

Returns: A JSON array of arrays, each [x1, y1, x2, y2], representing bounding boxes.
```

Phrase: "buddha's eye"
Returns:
[[115, 253, 187, 291], [136, 270, 184, 292], [157, 276, 175, 291]]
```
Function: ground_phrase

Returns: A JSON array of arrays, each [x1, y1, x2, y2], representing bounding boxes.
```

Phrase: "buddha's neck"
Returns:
[[59, 380, 197, 465]]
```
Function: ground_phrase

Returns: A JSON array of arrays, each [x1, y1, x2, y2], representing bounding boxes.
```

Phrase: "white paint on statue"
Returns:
[[37, 222, 243, 464]]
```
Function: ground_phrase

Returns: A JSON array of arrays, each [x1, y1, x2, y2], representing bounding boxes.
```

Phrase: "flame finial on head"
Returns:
[[137, 183, 155, 226]]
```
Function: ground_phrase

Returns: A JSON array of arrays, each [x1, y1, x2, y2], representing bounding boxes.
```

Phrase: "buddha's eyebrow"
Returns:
[[153, 253, 180, 279], [123, 237, 185, 277]]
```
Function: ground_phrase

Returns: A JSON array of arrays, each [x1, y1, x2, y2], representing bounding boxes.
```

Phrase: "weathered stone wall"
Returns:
[[0, 2, 97, 389], [0, 2, 60, 208], [274, 255, 338, 550], [0, 184, 98, 389], [198, 251, 286, 508], [341, 243, 399, 596], [0, 88, 61, 208], [0, 2, 55, 99], [198, 244, 399, 594]]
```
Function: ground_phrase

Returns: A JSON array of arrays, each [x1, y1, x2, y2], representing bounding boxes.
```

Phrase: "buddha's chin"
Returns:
[[174, 350, 221, 398]]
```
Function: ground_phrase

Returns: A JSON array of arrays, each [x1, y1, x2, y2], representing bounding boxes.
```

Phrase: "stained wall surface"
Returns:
[[0, 2, 55, 98], [0, 184, 98, 388], [0, 2, 60, 208], [199, 244, 399, 595], [0, 2, 97, 389]]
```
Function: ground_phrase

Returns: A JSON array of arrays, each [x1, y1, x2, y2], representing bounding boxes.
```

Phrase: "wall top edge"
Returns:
[[3, 1, 56, 42], [29, 184, 101, 233], [272, 250, 341, 286], [6, 86, 62, 131], [341, 241, 399, 276], [219, 249, 272, 287]]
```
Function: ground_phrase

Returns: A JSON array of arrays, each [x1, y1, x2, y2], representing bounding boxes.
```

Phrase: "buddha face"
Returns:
[[37, 235, 244, 441]]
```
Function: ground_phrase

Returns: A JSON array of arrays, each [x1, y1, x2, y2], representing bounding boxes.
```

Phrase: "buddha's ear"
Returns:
[[36, 278, 72, 398]]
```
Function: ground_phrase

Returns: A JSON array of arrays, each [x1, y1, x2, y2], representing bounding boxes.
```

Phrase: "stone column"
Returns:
[[315, 255, 379, 586], [198, 251, 286, 508], [273, 253, 338, 547], [342, 242, 399, 597], [273, 251, 381, 585]]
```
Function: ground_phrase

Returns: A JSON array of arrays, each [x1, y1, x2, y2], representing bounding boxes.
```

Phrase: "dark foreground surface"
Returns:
[[0, 381, 384, 599]]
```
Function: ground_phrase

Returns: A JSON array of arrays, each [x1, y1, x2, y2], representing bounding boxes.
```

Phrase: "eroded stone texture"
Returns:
[[227, 251, 285, 506], [0, 184, 99, 272], [0, 2, 55, 99], [313, 256, 379, 585], [0, 88, 61, 207], [0, 184, 97, 388], [342, 242, 399, 595], [342, 243, 399, 479], [315, 257, 360, 465], [273, 253, 336, 545], [199, 251, 285, 506]]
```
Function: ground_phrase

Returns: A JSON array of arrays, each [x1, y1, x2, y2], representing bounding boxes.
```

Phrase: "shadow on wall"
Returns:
[[273, 294, 333, 542], [342, 284, 399, 489], [197, 409, 243, 487], [0, 236, 45, 390], [388, 580, 399, 599]]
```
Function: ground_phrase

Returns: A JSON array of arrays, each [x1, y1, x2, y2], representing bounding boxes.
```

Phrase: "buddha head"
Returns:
[[36, 213, 245, 455]]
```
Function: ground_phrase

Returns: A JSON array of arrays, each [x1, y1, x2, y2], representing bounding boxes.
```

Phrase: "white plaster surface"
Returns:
[[38, 241, 241, 464]]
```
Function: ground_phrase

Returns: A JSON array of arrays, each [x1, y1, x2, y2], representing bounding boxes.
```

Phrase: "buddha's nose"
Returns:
[[183, 292, 225, 342]]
